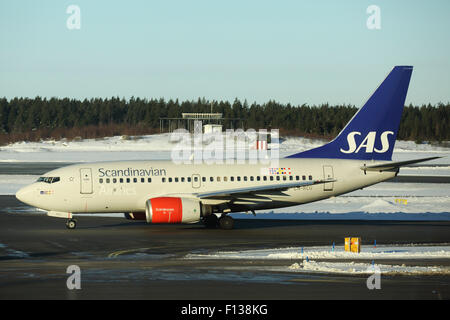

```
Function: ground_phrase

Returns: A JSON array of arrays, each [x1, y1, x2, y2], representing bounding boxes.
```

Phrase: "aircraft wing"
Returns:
[[194, 178, 336, 199], [360, 156, 441, 172]]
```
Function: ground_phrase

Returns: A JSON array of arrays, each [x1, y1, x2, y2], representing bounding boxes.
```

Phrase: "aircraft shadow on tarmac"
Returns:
[[74, 218, 319, 230], [73, 217, 446, 231]]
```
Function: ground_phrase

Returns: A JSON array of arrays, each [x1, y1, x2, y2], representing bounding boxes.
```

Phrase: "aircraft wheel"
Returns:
[[219, 215, 234, 230], [66, 219, 77, 230], [203, 214, 218, 228]]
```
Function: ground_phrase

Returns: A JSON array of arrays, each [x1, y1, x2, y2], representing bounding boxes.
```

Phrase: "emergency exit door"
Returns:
[[323, 165, 334, 191], [80, 168, 93, 194]]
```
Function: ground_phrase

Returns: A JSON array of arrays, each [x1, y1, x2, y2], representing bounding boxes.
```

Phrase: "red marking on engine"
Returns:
[[151, 197, 183, 223]]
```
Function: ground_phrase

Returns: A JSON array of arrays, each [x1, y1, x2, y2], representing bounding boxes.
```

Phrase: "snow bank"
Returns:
[[288, 260, 447, 275], [186, 245, 450, 275], [186, 245, 450, 261]]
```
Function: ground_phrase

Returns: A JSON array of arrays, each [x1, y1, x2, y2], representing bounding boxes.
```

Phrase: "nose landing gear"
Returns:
[[65, 219, 77, 230]]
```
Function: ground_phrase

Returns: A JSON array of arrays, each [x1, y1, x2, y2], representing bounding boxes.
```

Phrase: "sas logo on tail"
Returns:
[[340, 131, 394, 154]]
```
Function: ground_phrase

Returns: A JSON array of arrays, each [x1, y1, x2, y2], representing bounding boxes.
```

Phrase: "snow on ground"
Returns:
[[186, 245, 450, 260], [0, 134, 173, 162], [186, 245, 450, 275], [399, 167, 450, 177], [0, 134, 448, 164], [229, 196, 450, 220], [287, 260, 446, 275], [0, 175, 40, 195]]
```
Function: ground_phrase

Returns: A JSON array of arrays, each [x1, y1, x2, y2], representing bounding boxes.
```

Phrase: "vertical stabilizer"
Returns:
[[287, 66, 413, 160]]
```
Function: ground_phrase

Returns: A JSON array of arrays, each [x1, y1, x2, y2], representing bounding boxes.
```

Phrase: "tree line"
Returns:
[[0, 96, 448, 145]]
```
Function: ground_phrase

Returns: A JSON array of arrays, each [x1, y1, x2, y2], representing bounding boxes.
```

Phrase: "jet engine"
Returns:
[[145, 197, 201, 224]]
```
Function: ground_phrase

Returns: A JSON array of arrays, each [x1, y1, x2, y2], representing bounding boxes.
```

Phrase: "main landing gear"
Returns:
[[65, 219, 77, 230], [218, 215, 234, 230], [203, 214, 234, 230]]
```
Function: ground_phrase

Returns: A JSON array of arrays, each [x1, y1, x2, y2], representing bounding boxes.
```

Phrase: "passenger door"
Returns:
[[323, 165, 334, 191], [80, 168, 93, 194]]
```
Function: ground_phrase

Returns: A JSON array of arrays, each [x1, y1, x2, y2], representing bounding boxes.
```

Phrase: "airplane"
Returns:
[[15, 66, 439, 230]]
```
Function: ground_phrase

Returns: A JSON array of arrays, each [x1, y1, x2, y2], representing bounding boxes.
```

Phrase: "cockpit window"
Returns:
[[37, 177, 60, 184]]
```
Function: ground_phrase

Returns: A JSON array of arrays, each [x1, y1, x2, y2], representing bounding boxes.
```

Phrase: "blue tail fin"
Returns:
[[286, 66, 413, 161]]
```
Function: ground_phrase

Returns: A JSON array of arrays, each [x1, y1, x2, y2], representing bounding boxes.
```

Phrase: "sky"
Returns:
[[0, 0, 449, 106]]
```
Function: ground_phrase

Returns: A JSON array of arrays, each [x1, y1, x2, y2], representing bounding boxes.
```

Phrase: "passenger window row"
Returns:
[[99, 175, 314, 184], [99, 177, 152, 184], [161, 175, 313, 183]]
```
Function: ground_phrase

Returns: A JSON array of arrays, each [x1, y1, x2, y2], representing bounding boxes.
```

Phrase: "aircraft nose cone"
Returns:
[[16, 185, 33, 205]]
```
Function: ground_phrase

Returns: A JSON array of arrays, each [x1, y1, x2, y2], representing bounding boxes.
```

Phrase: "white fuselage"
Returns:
[[16, 158, 396, 215]]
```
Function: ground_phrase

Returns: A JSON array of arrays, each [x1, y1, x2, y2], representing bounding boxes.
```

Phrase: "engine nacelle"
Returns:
[[145, 197, 201, 224]]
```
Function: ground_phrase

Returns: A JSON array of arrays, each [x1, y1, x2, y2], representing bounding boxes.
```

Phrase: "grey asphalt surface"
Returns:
[[0, 195, 449, 300]]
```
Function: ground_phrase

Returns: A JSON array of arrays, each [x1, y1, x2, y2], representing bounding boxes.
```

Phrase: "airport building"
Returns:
[[159, 112, 244, 134]]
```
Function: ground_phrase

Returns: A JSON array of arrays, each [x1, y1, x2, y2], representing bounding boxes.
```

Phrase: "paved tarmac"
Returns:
[[0, 195, 449, 300]]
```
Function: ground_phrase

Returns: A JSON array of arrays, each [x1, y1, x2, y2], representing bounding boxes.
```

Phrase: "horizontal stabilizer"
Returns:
[[360, 156, 441, 172]]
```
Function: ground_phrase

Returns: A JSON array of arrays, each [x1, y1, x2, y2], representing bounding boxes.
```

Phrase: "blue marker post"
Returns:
[[332, 242, 335, 252], [374, 240, 377, 248]]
